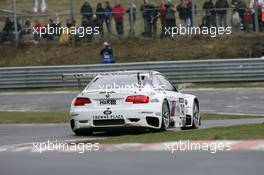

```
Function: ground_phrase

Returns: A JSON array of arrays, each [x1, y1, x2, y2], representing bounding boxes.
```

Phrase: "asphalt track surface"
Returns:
[[0, 88, 264, 115], [0, 151, 263, 175], [0, 88, 264, 175], [0, 118, 263, 147]]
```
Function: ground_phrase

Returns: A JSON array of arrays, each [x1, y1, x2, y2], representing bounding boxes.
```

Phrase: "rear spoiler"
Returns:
[[62, 71, 153, 80], [62, 73, 99, 80], [62, 71, 153, 90]]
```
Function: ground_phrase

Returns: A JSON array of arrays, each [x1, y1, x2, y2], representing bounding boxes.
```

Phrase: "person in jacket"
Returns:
[[151, 3, 160, 36], [243, 7, 253, 32], [0, 18, 14, 43], [104, 1, 112, 34], [200, 11, 217, 29], [231, 9, 241, 32], [100, 42, 115, 64], [215, 0, 229, 27], [80, 1, 93, 23], [203, 0, 216, 27], [140, 0, 154, 36], [112, 2, 126, 36], [165, 0, 176, 30], [33, 19, 45, 44], [159, 0, 167, 37], [96, 2, 106, 36], [203, 0, 215, 15], [177, 0, 192, 27]]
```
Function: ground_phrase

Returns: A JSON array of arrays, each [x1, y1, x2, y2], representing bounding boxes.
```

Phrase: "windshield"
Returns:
[[85, 75, 149, 91]]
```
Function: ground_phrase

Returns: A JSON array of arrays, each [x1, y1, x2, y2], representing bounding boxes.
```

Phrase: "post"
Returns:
[[254, 0, 259, 32], [130, 5, 135, 35], [69, 0, 74, 21], [191, 0, 196, 27], [12, 0, 18, 47]]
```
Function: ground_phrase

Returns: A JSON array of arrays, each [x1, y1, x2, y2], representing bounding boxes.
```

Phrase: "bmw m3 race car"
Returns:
[[63, 71, 201, 135]]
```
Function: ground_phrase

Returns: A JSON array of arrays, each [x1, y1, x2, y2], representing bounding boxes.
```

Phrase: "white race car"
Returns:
[[64, 71, 201, 135]]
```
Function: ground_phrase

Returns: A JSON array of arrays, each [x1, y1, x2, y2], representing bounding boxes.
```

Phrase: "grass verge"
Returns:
[[97, 123, 264, 144], [0, 111, 69, 124], [184, 82, 264, 89], [0, 34, 264, 67], [0, 111, 263, 124]]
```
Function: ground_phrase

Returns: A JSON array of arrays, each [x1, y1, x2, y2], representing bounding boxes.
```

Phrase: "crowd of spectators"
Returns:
[[0, 0, 263, 44]]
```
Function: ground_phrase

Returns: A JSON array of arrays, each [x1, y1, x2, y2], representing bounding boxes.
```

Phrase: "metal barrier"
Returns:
[[0, 58, 264, 89]]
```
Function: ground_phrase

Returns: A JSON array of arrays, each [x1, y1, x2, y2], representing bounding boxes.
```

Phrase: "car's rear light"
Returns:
[[74, 97, 91, 106], [125, 95, 149, 104]]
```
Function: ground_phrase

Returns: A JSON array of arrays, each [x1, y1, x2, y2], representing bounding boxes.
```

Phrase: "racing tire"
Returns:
[[160, 100, 170, 131], [181, 101, 200, 130], [73, 129, 93, 136]]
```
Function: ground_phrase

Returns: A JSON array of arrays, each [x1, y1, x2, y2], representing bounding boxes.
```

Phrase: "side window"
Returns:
[[152, 76, 161, 88], [157, 75, 176, 91]]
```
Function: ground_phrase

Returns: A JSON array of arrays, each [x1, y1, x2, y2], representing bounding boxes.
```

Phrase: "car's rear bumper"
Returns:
[[70, 107, 162, 130]]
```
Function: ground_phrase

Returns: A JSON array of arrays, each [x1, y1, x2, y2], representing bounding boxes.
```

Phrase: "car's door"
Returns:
[[155, 74, 185, 127]]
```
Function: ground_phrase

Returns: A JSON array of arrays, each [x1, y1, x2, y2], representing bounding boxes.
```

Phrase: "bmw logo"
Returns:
[[105, 93, 110, 98], [103, 109, 112, 115]]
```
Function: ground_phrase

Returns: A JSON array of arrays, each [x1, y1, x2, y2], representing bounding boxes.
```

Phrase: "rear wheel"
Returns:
[[160, 100, 170, 131]]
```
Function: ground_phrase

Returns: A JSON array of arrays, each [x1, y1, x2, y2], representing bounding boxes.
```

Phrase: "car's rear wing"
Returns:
[[62, 71, 154, 90], [62, 71, 153, 80]]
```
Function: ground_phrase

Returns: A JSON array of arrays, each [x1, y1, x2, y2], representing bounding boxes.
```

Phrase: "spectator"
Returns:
[[235, 0, 247, 30], [112, 1, 126, 36], [59, 23, 70, 45], [202, 0, 216, 27], [215, 0, 229, 27], [81, 18, 92, 42], [104, 1, 112, 34], [140, 0, 153, 36], [177, 0, 192, 27], [96, 2, 106, 35], [100, 42, 115, 64], [33, 20, 45, 44], [24, 18, 32, 34], [165, 0, 176, 30], [203, 0, 215, 15], [243, 7, 253, 32], [188, 0, 197, 26], [150, 2, 159, 36], [80, 1, 93, 23], [200, 11, 216, 28], [90, 15, 104, 38], [47, 19, 57, 40], [249, 0, 264, 31], [127, 1, 137, 35], [231, 9, 241, 32], [0, 18, 14, 43], [159, 0, 167, 37]]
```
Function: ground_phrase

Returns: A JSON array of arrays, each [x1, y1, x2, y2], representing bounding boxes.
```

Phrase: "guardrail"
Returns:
[[0, 58, 264, 89]]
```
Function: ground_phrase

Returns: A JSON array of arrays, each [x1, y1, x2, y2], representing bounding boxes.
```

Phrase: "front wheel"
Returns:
[[181, 101, 200, 130], [160, 100, 170, 131], [190, 101, 200, 129]]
